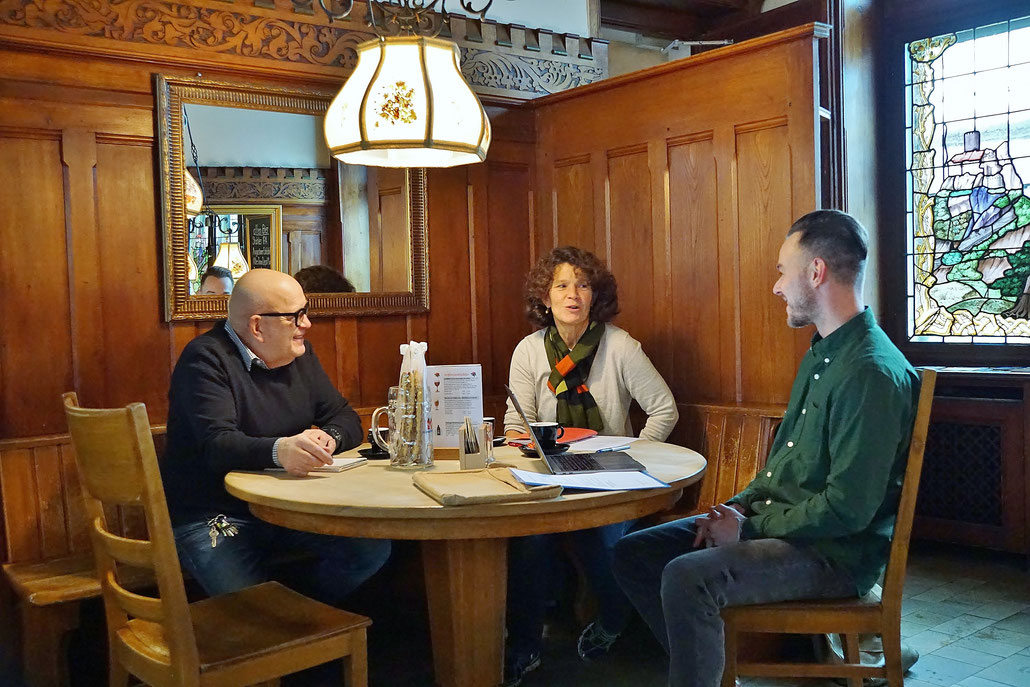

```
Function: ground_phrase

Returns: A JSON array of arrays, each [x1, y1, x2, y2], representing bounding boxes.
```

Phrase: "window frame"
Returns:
[[877, 0, 1030, 365]]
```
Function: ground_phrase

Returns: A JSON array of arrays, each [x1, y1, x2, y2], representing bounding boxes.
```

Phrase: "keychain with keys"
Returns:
[[206, 514, 239, 548]]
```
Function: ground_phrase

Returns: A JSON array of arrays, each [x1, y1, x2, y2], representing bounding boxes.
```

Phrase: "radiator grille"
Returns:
[[916, 420, 1003, 526]]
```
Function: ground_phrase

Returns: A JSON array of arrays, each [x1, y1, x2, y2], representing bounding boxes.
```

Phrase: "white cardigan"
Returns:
[[503, 325, 679, 441]]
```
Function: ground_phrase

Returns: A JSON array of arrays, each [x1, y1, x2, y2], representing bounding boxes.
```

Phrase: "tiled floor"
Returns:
[[523, 541, 1030, 687]]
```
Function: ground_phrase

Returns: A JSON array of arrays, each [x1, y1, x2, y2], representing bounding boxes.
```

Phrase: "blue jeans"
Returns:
[[506, 520, 635, 657], [173, 513, 391, 607], [613, 515, 856, 687]]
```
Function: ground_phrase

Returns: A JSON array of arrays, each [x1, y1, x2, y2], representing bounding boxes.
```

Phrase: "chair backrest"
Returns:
[[62, 392, 199, 683], [880, 369, 937, 616]]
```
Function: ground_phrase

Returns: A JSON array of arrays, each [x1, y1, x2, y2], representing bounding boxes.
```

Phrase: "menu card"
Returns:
[[426, 364, 483, 449]]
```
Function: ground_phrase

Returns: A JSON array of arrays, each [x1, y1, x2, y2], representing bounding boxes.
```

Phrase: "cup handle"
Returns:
[[370, 406, 390, 451], [556, 424, 565, 440]]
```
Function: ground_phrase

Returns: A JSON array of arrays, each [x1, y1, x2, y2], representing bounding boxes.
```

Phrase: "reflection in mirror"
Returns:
[[187, 205, 282, 295], [157, 75, 428, 321]]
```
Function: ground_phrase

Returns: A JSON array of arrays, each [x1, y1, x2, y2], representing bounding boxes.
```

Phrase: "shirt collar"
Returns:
[[809, 307, 875, 359], [223, 320, 268, 371]]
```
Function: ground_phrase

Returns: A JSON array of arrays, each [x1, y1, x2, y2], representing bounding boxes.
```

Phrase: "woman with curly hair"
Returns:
[[501, 246, 678, 686]]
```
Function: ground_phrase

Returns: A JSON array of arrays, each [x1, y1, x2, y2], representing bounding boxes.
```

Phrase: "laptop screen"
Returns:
[[503, 384, 551, 464]]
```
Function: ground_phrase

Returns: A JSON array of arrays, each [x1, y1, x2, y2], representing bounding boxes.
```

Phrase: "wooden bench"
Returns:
[[0, 429, 164, 687], [658, 402, 786, 522]]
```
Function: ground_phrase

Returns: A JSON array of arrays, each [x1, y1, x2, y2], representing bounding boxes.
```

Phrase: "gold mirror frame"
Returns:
[[157, 74, 429, 321]]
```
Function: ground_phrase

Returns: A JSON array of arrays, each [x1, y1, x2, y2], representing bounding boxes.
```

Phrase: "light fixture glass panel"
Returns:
[[213, 242, 250, 280], [365, 42, 429, 143], [184, 168, 203, 216], [424, 40, 484, 145], [324, 41, 381, 155]]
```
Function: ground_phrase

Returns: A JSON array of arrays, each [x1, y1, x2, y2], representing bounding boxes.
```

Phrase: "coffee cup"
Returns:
[[529, 421, 565, 449]]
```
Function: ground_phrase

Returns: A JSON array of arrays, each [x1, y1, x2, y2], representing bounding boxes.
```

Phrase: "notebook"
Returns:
[[267, 455, 366, 473], [503, 384, 644, 475]]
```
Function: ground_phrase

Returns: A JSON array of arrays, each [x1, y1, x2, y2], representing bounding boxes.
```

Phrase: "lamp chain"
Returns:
[[318, 0, 494, 37]]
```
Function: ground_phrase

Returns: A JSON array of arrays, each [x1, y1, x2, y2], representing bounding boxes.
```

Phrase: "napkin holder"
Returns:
[[458, 424, 489, 470]]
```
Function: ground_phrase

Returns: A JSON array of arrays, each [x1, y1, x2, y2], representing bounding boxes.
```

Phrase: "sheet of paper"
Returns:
[[426, 364, 484, 448], [509, 468, 668, 491], [569, 435, 638, 452]]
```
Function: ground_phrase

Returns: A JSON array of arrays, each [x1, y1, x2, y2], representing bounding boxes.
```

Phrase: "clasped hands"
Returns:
[[277, 428, 337, 476], [693, 503, 746, 548]]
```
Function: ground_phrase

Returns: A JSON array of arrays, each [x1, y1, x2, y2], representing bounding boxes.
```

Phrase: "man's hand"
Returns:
[[693, 503, 746, 548], [277, 428, 336, 476]]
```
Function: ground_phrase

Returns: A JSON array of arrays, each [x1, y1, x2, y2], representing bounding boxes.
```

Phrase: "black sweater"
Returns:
[[161, 323, 362, 524]]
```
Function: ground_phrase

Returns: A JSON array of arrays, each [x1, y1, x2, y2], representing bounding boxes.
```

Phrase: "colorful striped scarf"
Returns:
[[545, 321, 605, 431]]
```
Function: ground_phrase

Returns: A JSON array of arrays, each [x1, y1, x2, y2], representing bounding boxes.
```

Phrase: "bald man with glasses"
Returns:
[[161, 269, 391, 607]]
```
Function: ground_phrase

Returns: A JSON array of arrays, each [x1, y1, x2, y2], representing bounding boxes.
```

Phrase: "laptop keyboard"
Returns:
[[551, 452, 605, 472]]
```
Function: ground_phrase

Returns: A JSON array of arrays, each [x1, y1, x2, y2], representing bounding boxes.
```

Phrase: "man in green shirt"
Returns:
[[614, 210, 919, 687]]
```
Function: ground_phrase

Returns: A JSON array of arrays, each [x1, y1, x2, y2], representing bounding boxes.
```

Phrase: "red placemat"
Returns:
[[510, 427, 598, 443]]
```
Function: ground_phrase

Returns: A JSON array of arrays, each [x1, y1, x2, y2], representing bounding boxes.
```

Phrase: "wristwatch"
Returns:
[[321, 425, 344, 452]]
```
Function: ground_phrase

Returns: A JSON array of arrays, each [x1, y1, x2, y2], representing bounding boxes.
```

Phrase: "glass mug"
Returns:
[[370, 386, 417, 467]]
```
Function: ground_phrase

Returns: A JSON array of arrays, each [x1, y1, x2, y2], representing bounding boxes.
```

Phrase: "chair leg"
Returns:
[[881, 628, 905, 687], [721, 622, 738, 687], [342, 629, 368, 687], [842, 633, 862, 687], [108, 643, 129, 687]]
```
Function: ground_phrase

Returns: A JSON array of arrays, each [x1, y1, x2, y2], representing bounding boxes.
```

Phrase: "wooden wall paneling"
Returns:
[[483, 161, 534, 395], [62, 129, 106, 407], [333, 318, 362, 401], [606, 145, 659, 358], [356, 316, 410, 407], [0, 448, 40, 562], [667, 133, 723, 403], [378, 169, 410, 293], [95, 136, 170, 421], [59, 443, 90, 553], [0, 129, 74, 437], [32, 445, 70, 560], [592, 149, 610, 262], [551, 155, 595, 252], [734, 119, 800, 405], [714, 127, 744, 403], [647, 139, 673, 378], [427, 166, 474, 367]]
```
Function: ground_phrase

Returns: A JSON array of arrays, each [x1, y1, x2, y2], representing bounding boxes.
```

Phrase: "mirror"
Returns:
[[157, 74, 429, 321]]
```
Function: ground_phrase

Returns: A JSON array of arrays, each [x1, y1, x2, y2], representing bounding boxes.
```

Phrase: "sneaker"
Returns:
[[502, 651, 541, 687], [577, 621, 620, 660]]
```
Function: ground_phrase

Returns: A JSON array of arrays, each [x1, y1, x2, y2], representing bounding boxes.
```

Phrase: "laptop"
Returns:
[[504, 384, 644, 475]]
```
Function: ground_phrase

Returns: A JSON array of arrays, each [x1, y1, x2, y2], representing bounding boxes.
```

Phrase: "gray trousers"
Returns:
[[613, 515, 856, 687]]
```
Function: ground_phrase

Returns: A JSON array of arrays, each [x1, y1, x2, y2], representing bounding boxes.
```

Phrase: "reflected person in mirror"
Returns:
[[614, 210, 920, 687], [198, 265, 234, 295], [294, 264, 356, 294], [161, 268, 390, 607], [501, 246, 679, 685]]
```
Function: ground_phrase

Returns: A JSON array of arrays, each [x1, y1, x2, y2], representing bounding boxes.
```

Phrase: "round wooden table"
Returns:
[[226, 441, 705, 687]]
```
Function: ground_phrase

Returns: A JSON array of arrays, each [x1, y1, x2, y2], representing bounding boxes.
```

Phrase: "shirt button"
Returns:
[[824, 357, 830, 363], [801, 408, 807, 415], [765, 499, 772, 505], [814, 373, 820, 380], [766, 471, 772, 477], [787, 441, 795, 447]]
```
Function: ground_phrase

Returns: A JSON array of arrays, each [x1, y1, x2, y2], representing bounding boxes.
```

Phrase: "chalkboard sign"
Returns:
[[248, 215, 273, 269]]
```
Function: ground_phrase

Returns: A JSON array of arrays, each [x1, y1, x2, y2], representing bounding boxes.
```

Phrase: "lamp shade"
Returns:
[[184, 167, 204, 216], [186, 249, 199, 283], [324, 36, 491, 168], [213, 242, 250, 280]]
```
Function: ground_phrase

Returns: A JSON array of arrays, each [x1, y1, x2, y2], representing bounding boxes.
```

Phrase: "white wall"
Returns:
[[487, 0, 591, 36], [186, 104, 330, 168]]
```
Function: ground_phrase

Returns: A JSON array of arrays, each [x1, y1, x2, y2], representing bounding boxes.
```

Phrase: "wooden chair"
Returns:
[[62, 392, 371, 687], [720, 368, 937, 687]]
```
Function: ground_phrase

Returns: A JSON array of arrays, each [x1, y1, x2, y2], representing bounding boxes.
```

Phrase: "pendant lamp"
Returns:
[[184, 167, 204, 216], [319, 0, 493, 168], [213, 242, 250, 280]]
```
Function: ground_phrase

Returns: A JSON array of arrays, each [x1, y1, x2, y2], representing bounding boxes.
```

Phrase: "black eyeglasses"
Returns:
[[258, 302, 309, 327]]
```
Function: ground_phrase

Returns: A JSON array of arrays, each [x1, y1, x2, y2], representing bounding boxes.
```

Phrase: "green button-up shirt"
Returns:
[[728, 308, 919, 595]]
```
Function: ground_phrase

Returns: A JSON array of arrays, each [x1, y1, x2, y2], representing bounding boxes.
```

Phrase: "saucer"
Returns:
[[358, 447, 390, 460], [518, 442, 570, 457]]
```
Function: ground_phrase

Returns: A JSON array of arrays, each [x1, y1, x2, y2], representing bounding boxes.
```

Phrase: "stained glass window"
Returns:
[[906, 15, 1030, 343]]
